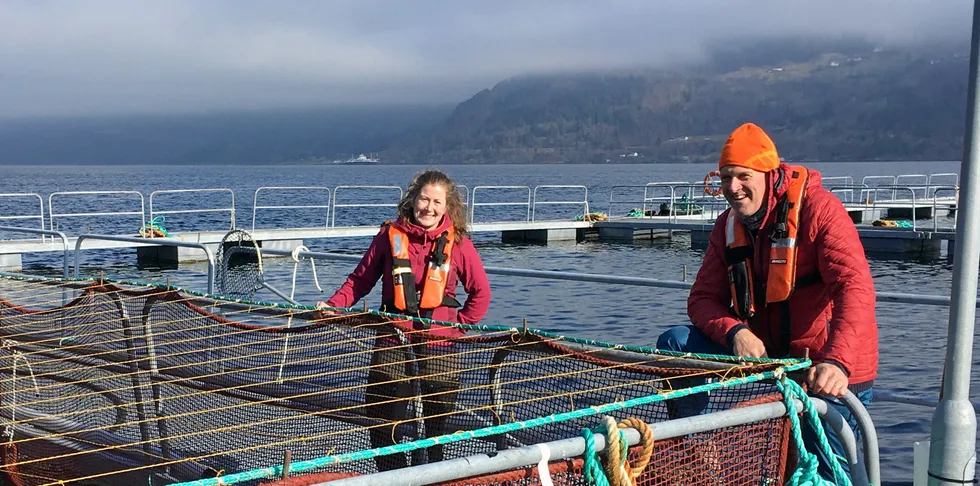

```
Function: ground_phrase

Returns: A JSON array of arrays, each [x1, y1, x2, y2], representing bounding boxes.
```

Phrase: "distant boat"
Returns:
[[332, 153, 381, 165]]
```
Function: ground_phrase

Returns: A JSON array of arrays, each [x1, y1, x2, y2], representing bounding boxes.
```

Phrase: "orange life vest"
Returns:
[[724, 165, 810, 321], [388, 224, 456, 315]]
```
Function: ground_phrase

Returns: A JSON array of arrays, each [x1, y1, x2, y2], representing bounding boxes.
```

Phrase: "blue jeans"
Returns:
[[657, 325, 873, 483]]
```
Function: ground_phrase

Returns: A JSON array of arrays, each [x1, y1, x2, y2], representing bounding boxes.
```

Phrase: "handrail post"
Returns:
[[73, 234, 215, 294], [0, 226, 69, 278], [930, 1, 980, 482]]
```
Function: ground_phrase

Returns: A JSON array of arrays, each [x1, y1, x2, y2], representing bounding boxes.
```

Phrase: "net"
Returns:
[[0, 275, 808, 486], [215, 229, 264, 300]]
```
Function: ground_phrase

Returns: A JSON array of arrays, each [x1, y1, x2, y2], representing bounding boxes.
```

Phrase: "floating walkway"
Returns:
[[601, 172, 960, 258], [0, 172, 962, 271]]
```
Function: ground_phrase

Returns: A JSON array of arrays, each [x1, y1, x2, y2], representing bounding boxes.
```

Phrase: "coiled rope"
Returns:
[[581, 416, 654, 486]]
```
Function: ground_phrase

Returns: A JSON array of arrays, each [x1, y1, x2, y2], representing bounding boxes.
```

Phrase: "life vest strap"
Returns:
[[392, 257, 412, 267], [432, 231, 450, 267], [724, 245, 753, 265], [776, 271, 822, 357], [382, 295, 462, 317], [794, 272, 822, 288]]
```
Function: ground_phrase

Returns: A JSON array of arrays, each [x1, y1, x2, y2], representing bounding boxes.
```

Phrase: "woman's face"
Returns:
[[413, 183, 447, 230]]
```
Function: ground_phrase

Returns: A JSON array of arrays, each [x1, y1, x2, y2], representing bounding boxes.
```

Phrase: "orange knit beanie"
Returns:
[[718, 123, 780, 172]]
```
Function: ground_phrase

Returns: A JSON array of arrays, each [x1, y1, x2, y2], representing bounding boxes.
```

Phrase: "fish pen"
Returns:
[[0, 274, 867, 486]]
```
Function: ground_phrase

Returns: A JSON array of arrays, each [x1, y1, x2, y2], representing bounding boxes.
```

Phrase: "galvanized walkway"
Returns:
[[0, 172, 962, 267]]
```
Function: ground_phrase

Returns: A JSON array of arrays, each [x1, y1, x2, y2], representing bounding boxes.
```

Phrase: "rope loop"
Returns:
[[581, 416, 655, 486], [776, 375, 854, 486]]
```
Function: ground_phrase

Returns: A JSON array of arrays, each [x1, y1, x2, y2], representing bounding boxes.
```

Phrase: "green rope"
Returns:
[[575, 211, 608, 222], [581, 420, 630, 486], [777, 376, 853, 486], [581, 427, 610, 486], [138, 215, 170, 237], [170, 366, 809, 486]]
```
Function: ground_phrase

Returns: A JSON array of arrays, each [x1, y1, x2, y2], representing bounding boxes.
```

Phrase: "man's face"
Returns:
[[720, 165, 768, 218]]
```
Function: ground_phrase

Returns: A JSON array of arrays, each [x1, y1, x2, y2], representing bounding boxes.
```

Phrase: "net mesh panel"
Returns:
[[0, 276, 794, 486], [215, 229, 264, 300]]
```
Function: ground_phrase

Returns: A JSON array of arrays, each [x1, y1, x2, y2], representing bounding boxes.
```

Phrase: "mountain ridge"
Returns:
[[0, 40, 970, 165]]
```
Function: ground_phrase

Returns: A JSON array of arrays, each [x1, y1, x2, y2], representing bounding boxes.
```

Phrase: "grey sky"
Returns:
[[0, 0, 970, 118]]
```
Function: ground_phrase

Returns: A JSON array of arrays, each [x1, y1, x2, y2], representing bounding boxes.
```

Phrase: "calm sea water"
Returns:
[[0, 161, 970, 484]]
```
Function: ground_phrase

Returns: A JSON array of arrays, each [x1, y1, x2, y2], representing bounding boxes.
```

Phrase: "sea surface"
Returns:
[[0, 160, 972, 485]]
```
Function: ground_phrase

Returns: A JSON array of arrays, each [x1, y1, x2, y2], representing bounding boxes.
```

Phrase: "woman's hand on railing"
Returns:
[[314, 301, 341, 319]]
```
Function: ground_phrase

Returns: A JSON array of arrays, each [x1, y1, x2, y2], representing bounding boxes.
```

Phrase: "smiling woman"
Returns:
[[313, 168, 492, 470]]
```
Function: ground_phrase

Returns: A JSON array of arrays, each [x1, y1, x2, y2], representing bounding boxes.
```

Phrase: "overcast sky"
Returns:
[[0, 1, 971, 118]]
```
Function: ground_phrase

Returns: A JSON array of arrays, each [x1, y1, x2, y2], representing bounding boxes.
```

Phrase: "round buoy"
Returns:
[[703, 170, 723, 197]]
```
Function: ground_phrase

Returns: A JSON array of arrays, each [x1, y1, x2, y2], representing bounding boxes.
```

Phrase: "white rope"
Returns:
[[290, 245, 322, 293], [535, 443, 556, 486], [2, 339, 41, 446]]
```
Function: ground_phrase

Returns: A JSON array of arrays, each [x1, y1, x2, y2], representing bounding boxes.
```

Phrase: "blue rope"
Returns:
[[777, 376, 854, 486]]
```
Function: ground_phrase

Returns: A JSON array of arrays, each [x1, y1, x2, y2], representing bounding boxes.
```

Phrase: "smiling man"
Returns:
[[656, 122, 879, 482]]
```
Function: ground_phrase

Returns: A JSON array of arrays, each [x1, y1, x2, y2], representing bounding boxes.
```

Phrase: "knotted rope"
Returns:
[[777, 376, 854, 486], [581, 416, 655, 486]]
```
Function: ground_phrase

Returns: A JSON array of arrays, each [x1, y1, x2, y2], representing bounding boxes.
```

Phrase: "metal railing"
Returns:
[[933, 186, 960, 231], [642, 181, 694, 215], [251, 186, 332, 231], [823, 177, 856, 202], [0, 176, 962, 239], [330, 186, 403, 228], [0, 226, 69, 278], [530, 185, 588, 221], [896, 174, 940, 202], [267, 247, 978, 308], [828, 185, 944, 231], [0, 193, 46, 239], [828, 184, 870, 208], [149, 189, 236, 232], [48, 191, 145, 233], [323, 395, 876, 486], [928, 173, 960, 200], [856, 173, 963, 202], [470, 186, 532, 223], [859, 176, 897, 202], [651, 183, 727, 224], [609, 183, 725, 224], [72, 234, 215, 294], [608, 185, 660, 217]]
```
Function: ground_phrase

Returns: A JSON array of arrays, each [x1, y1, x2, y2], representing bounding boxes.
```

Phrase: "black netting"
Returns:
[[215, 229, 264, 300]]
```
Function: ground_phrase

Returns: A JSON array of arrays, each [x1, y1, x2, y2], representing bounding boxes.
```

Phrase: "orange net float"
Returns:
[[703, 170, 723, 197]]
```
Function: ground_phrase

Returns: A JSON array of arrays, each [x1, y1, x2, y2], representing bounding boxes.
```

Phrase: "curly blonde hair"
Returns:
[[397, 169, 469, 240]]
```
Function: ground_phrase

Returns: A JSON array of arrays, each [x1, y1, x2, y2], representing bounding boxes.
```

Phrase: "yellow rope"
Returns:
[[1, 352, 733, 469], [2, 349, 729, 440], [0, 308, 381, 393], [0, 310, 742, 419], [602, 416, 632, 486], [2, 328, 517, 433], [619, 417, 654, 483]]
